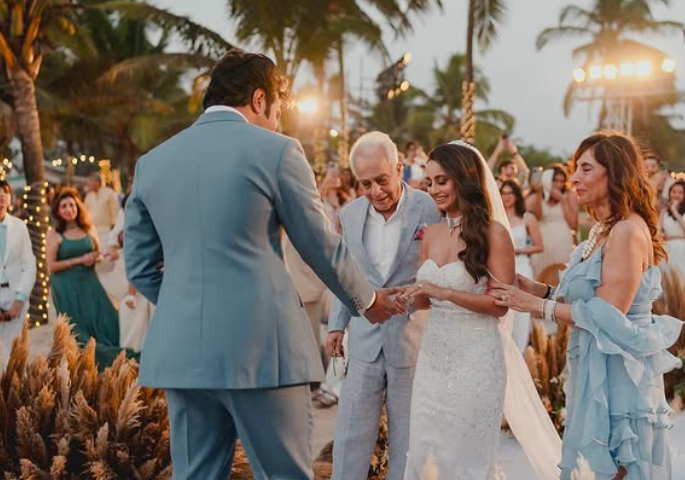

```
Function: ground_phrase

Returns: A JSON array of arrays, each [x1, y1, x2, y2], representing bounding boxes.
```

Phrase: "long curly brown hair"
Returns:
[[570, 131, 666, 263], [428, 143, 491, 282], [52, 187, 93, 234]]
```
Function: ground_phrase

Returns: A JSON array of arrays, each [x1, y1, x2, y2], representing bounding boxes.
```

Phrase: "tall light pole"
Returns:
[[571, 58, 676, 136]]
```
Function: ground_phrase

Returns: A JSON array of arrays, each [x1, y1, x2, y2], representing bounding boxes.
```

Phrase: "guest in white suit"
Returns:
[[326, 132, 441, 480], [0, 180, 36, 368]]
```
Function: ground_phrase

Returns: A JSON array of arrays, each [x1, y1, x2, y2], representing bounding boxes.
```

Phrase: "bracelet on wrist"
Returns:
[[544, 299, 557, 323]]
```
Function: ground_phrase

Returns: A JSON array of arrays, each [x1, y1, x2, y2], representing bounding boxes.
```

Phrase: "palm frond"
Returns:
[[98, 53, 214, 83], [536, 26, 593, 50], [473, 0, 507, 51], [559, 5, 595, 28], [94, 1, 234, 58], [474, 108, 514, 131]]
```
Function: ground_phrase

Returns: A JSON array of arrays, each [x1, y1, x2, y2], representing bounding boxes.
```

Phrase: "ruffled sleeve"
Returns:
[[571, 297, 683, 385]]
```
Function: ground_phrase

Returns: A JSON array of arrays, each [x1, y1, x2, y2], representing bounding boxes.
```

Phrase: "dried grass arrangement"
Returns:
[[0, 316, 171, 480], [654, 270, 685, 407], [524, 321, 570, 434], [367, 404, 389, 480], [0, 316, 345, 480]]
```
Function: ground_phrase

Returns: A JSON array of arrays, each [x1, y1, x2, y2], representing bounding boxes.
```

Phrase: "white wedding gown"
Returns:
[[404, 259, 506, 480]]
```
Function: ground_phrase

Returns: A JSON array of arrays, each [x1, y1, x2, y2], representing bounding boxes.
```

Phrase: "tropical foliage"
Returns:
[[366, 53, 514, 152]]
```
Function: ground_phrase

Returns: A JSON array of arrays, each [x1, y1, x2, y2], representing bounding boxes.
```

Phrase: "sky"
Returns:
[[156, 0, 685, 157]]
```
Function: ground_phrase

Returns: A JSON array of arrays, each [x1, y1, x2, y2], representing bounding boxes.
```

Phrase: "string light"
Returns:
[[23, 181, 51, 325], [51, 155, 111, 168]]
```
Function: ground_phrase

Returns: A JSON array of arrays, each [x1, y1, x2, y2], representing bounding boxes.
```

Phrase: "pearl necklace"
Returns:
[[446, 214, 463, 236], [581, 220, 612, 260]]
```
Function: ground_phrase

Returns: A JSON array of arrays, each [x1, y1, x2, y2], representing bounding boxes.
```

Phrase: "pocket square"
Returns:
[[413, 223, 428, 241]]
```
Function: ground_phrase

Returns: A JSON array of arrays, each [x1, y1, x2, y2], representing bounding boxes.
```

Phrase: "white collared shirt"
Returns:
[[204, 105, 249, 123], [362, 186, 407, 281]]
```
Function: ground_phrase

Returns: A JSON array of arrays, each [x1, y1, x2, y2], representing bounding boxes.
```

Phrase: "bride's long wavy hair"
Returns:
[[428, 144, 491, 282]]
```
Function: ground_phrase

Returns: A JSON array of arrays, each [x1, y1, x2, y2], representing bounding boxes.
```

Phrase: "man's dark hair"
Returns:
[[202, 49, 288, 117], [0, 180, 12, 196]]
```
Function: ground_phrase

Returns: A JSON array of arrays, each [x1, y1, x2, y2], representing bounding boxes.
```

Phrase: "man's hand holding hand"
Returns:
[[365, 287, 407, 324]]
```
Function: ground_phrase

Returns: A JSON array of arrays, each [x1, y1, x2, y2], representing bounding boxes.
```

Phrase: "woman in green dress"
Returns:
[[47, 187, 137, 369]]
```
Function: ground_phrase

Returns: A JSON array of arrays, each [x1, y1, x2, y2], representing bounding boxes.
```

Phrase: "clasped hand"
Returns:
[[364, 287, 409, 324]]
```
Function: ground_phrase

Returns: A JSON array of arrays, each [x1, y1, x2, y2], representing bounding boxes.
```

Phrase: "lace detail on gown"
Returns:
[[404, 260, 506, 480]]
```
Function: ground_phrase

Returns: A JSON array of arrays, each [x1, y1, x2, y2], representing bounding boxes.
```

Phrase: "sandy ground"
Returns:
[[27, 321, 685, 477]]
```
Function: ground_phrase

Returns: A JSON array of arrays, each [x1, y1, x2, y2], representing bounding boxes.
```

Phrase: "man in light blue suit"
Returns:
[[326, 132, 442, 480], [124, 50, 402, 480]]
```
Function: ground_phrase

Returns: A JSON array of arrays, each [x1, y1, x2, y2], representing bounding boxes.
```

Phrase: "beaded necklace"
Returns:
[[581, 219, 614, 260]]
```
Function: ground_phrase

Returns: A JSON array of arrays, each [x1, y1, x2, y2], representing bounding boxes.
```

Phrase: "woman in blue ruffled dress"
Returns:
[[490, 131, 683, 480]]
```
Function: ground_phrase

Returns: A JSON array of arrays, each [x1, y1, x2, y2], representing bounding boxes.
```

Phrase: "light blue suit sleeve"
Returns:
[[124, 159, 164, 304], [327, 212, 354, 332], [275, 140, 374, 316]]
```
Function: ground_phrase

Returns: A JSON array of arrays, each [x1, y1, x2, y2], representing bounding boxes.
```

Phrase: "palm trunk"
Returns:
[[312, 61, 327, 173], [461, 0, 477, 143], [8, 67, 49, 326], [337, 40, 350, 168]]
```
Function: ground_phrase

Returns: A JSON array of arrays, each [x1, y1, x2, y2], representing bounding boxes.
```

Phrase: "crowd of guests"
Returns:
[[0, 172, 153, 371], [290, 132, 685, 380], [3, 133, 679, 380]]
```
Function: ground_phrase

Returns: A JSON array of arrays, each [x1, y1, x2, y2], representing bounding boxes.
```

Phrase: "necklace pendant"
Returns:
[[446, 215, 463, 236]]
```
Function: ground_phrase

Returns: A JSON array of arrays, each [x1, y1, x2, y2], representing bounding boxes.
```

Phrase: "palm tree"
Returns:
[[461, 0, 507, 143], [369, 53, 514, 149], [226, 0, 442, 158], [537, 0, 685, 114], [297, 0, 389, 166], [39, 3, 215, 176], [536, 0, 685, 161], [434, 53, 513, 146], [0, 0, 231, 323]]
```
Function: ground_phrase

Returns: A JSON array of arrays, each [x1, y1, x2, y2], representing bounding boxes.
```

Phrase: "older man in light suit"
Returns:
[[326, 132, 441, 480], [125, 50, 402, 480], [0, 180, 36, 368]]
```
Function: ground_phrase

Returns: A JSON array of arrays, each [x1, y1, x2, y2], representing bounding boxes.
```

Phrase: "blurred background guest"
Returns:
[[488, 133, 530, 189], [340, 167, 359, 200], [501, 179, 543, 352], [0, 180, 36, 369], [47, 188, 136, 369], [84, 172, 119, 238], [644, 152, 672, 212], [320, 166, 352, 233], [660, 180, 685, 276], [402, 141, 428, 186], [529, 164, 578, 280]]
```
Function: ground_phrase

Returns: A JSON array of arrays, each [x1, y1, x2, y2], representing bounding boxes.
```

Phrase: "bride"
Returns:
[[399, 142, 561, 479]]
